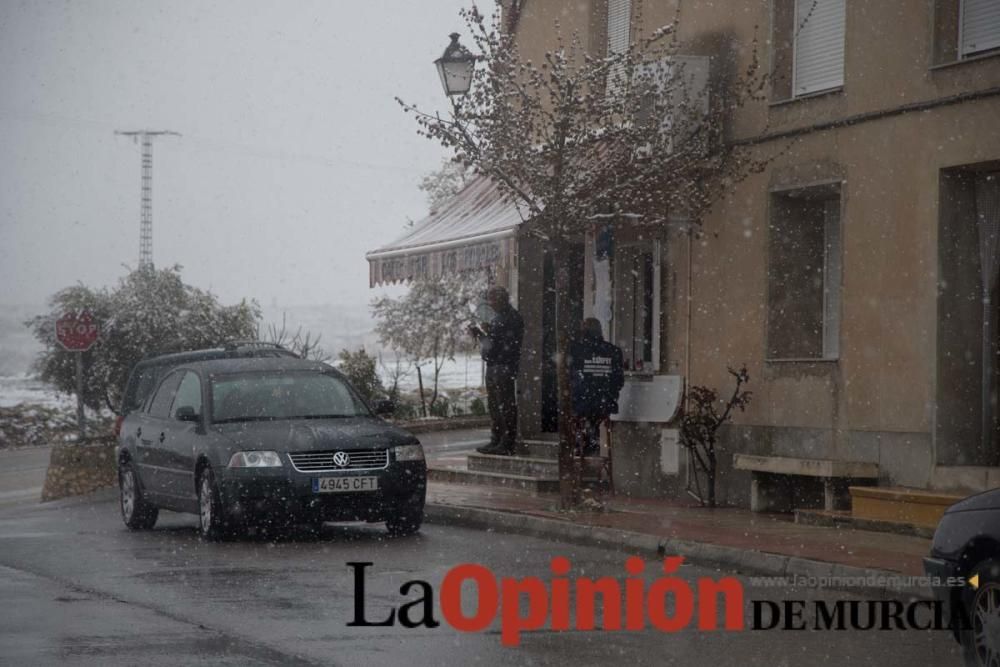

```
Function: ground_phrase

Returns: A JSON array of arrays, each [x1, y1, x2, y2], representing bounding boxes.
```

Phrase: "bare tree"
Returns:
[[378, 351, 413, 405], [397, 6, 774, 507], [258, 313, 330, 362], [371, 274, 481, 417], [680, 365, 752, 508]]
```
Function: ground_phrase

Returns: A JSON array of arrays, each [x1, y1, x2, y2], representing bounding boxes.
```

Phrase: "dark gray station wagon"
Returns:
[[117, 357, 426, 539]]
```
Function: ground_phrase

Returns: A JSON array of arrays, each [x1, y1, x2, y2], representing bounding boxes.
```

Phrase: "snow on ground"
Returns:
[[387, 354, 485, 392], [0, 375, 75, 409], [0, 355, 486, 410]]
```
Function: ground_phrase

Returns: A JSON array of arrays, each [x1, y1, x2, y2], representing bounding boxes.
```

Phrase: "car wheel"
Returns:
[[386, 499, 424, 537], [960, 559, 1000, 667], [119, 462, 158, 530], [197, 467, 228, 541]]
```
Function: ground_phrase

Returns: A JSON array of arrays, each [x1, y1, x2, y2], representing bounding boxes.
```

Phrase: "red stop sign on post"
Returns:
[[56, 311, 100, 351]]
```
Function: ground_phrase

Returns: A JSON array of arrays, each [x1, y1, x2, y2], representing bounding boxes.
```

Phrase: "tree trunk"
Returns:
[[416, 365, 427, 417], [553, 240, 580, 509], [707, 446, 717, 509], [431, 358, 443, 414]]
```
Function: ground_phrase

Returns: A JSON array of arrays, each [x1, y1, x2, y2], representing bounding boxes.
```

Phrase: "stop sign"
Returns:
[[56, 311, 100, 351]]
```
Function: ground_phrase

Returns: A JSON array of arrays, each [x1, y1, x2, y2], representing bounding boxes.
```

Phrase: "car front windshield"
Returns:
[[211, 371, 370, 423]]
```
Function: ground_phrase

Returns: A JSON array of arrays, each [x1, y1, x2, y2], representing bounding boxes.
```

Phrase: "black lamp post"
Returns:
[[434, 33, 476, 97]]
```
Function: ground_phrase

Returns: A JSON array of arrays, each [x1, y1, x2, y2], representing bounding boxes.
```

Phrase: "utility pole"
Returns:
[[115, 130, 181, 269]]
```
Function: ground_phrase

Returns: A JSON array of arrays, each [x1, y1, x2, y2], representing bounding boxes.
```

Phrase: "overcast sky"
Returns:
[[0, 0, 474, 310]]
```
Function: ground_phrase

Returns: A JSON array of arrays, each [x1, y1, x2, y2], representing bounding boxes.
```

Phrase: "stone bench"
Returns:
[[733, 454, 879, 513]]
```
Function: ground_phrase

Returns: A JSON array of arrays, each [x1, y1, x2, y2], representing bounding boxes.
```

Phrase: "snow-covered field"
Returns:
[[0, 355, 485, 410], [0, 375, 75, 409], [384, 354, 485, 392]]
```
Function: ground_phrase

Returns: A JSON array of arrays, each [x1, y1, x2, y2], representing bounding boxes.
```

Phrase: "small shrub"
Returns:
[[337, 348, 385, 405], [429, 397, 450, 418]]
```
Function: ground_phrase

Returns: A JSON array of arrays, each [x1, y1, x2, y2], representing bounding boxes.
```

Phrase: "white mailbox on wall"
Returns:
[[610, 375, 684, 423], [611, 375, 685, 476]]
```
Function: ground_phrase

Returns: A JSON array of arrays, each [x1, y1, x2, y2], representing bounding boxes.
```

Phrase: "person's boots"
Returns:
[[476, 441, 506, 455]]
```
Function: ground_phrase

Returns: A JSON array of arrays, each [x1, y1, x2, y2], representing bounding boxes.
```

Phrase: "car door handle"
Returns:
[[158, 432, 166, 443]]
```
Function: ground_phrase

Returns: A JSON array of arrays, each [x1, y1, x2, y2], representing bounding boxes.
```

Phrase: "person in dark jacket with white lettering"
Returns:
[[469, 286, 524, 455], [568, 318, 625, 456]]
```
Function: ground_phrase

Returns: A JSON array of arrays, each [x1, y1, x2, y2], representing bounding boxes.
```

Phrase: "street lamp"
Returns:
[[434, 33, 476, 97]]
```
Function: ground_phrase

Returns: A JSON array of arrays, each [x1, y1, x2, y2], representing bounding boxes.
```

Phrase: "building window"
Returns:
[[606, 0, 631, 93], [612, 237, 661, 372], [771, 0, 846, 99], [962, 0, 1000, 57], [934, 0, 1000, 63], [767, 184, 842, 360]]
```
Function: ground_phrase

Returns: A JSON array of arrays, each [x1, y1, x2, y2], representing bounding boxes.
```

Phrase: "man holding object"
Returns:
[[469, 286, 523, 456]]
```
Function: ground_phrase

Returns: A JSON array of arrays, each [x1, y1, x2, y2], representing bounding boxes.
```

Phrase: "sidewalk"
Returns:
[[422, 430, 935, 598]]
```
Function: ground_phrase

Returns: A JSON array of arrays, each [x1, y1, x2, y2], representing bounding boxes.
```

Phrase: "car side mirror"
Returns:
[[373, 398, 395, 416], [175, 405, 200, 422]]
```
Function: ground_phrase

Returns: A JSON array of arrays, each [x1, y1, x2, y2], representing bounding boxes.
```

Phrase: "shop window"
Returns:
[[612, 239, 661, 371], [767, 184, 842, 360]]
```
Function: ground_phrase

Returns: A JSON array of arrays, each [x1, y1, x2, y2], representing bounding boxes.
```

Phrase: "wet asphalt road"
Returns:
[[0, 484, 965, 667]]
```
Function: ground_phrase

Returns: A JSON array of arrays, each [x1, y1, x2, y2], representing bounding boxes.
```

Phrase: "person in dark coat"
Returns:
[[469, 286, 524, 455], [568, 318, 625, 456]]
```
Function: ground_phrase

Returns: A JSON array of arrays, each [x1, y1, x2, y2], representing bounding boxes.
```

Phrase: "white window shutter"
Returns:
[[793, 0, 846, 96], [962, 0, 1000, 57], [606, 0, 631, 94], [607, 0, 631, 56]]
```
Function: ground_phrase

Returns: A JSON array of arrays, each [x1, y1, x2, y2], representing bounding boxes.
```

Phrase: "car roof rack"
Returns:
[[223, 340, 292, 352]]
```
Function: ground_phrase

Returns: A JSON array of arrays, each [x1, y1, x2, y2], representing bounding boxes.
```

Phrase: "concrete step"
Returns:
[[849, 486, 965, 529], [522, 440, 558, 459], [469, 453, 608, 478], [427, 467, 559, 493], [468, 453, 557, 477], [521, 439, 606, 460], [795, 509, 936, 539]]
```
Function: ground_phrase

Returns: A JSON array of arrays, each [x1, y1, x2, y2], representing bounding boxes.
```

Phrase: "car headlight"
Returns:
[[227, 451, 283, 468], [393, 443, 424, 461]]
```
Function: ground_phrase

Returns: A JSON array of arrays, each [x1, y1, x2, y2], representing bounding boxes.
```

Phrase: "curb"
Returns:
[[392, 418, 490, 434], [425, 502, 932, 601]]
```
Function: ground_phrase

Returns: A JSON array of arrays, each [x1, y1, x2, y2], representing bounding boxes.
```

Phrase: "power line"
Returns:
[[1, 109, 429, 175]]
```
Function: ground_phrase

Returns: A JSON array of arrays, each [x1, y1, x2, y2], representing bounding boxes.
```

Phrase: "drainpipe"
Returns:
[[686, 227, 693, 394]]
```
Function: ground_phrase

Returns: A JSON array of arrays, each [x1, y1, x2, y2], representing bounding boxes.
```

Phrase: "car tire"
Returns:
[[386, 499, 424, 537], [197, 466, 229, 541], [959, 558, 1000, 667], [119, 461, 158, 530]]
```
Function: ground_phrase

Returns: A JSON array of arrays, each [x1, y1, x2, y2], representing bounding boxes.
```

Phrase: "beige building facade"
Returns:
[[500, 0, 1000, 503]]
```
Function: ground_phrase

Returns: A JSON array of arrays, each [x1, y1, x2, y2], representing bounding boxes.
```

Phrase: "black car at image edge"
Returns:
[[116, 355, 426, 539], [924, 488, 1000, 666]]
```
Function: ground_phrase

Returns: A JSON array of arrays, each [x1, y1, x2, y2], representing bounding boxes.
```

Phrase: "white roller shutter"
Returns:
[[607, 0, 631, 56], [606, 0, 631, 94], [793, 0, 846, 96], [961, 0, 1000, 57]]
